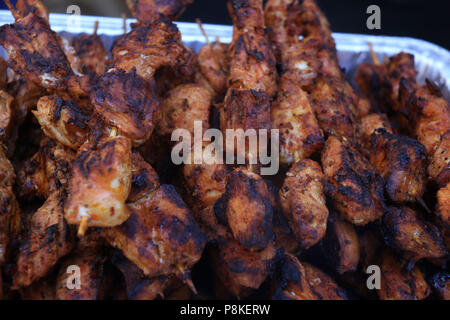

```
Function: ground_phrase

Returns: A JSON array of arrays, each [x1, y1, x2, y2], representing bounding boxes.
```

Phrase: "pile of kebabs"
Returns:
[[0, 0, 448, 300]]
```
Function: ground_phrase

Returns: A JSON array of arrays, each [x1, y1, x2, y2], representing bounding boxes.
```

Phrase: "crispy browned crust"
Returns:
[[279, 159, 328, 249], [378, 248, 431, 300], [0, 58, 6, 90], [90, 70, 160, 145], [212, 238, 276, 298], [216, 168, 273, 250], [428, 131, 450, 188], [158, 84, 212, 138], [370, 129, 427, 203], [64, 136, 132, 228], [354, 62, 387, 113], [72, 33, 108, 76], [382, 206, 447, 261], [102, 184, 206, 278], [0, 143, 15, 188], [320, 213, 360, 274], [15, 0, 49, 23], [0, 186, 20, 266], [111, 17, 189, 81], [272, 253, 317, 300], [128, 151, 160, 203], [0, 14, 73, 91], [34, 95, 90, 150], [321, 135, 386, 225], [303, 262, 348, 300], [56, 231, 106, 300], [128, 0, 193, 22], [16, 138, 75, 200], [357, 113, 393, 153], [197, 42, 230, 98], [13, 192, 75, 288]]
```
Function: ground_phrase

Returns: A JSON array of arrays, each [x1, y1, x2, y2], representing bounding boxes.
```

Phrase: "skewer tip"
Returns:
[[93, 21, 99, 35], [77, 216, 89, 238], [368, 42, 380, 65], [416, 196, 431, 214], [196, 18, 210, 45]]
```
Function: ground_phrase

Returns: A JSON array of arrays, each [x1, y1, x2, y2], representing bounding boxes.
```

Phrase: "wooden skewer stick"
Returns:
[[196, 19, 210, 45], [215, 35, 221, 44], [110, 127, 117, 137], [368, 42, 380, 65], [93, 21, 99, 36], [122, 13, 127, 35], [77, 216, 89, 238], [177, 264, 198, 295], [416, 196, 431, 214], [3, 0, 20, 20]]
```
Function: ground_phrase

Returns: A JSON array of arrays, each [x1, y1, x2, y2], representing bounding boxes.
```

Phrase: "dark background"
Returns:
[[1, 0, 449, 49]]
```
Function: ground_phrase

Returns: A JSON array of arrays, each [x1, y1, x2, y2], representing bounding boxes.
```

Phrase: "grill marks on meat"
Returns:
[[13, 192, 74, 288], [64, 135, 132, 228], [321, 135, 386, 225], [72, 32, 108, 76], [279, 160, 328, 249]]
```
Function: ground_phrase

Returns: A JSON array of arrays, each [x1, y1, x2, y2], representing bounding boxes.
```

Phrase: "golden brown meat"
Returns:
[[428, 131, 450, 188], [15, 0, 49, 24], [0, 58, 7, 90], [0, 90, 14, 143], [13, 192, 75, 288], [279, 159, 328, 249], [157, 84, 212, 138], [303, 262, 348, 300], [215, 167, 273, 250], [378, 248, 431, 300], [430, 272, 450, 300], [321, 135, 385, 225], [127, 0, 193, 22], [64, 135, 132, 229], [0, 186, 21, 266], [382, 206, 447, 261], [272, 253, 317, 300], [310, 77, 356, 141], [90, 70, 160, 145], [0, 147, 15, 187], [102, 184, 206, 281], [197, 41, 230, 98], [320, 213, 360, 274], [55, 231, 106, 300], [436, 183, 450, 227], [354, 62, 386, 113], [356, 113, 393, 153], [369, 129, 427, 203], [272, 77, 324, 165], [212, 238, 276, 299], [0, 13, 73, 91], [16, 138, 76, 200], [72, 29, 109, 76], [128, 151, 160, 203], [33, 95, 91, 150], [111, 17, 190, 81]]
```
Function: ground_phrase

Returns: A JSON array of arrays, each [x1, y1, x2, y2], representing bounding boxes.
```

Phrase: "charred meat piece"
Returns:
[[15, 0, 49, 24], [72, 30, 109, 76], [382, 206, 447, 261], [356, 113, 393, 153], [13, 192, 75, 288], [436, 183, 450, 227], [64, 135, 132, 228], [0, 57, 7, 90], [279, 159, 328, 249], [17, 138, 75, 200], [197, 41, 230, 98], [111, 17, 190, 81], [369, 129, 427, 203], [102, 184, 206, 281], [310, 77, 356, 141], [272, 77, 324, 165], [321, 135, 385, 225], [378, 248, 431, 300], [212, 238, 276, 299], [0, 186, 21, 266], [272, 253, 316, 300], [303, 262, 348, 300], [128, 151, 160, 203], [0, 90, 14, 143], [430, 272, 450, 300], [34, 95, 91, 150], [126, 0, 193, 22], [157, 84, 212, 138], [56, 230, 106, 300], [216, 168, 273, 250], [428, 131, 450, 188], [90, 70, 160, 145], [0, 145, 15, 188], [0, 13, 73, 91], [320, 213, 360, 274]]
